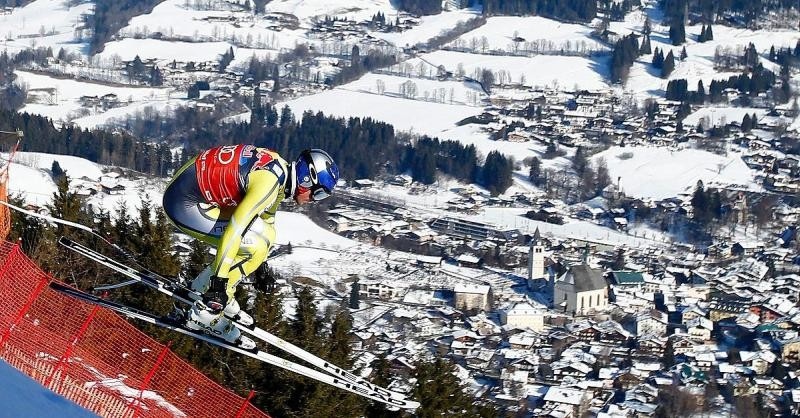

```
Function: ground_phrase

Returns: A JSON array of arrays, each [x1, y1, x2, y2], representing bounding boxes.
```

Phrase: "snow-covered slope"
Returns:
[[0, 360, 98, 417]]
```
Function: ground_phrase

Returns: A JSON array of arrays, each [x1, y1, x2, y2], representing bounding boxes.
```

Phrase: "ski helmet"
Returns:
[[294, 149, 339, 201]]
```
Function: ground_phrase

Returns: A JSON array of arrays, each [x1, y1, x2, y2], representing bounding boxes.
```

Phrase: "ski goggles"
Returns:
[[310, 185, 332, 201]]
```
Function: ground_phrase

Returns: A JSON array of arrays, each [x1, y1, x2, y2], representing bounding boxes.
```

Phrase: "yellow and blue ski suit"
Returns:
[[162, 145, 289, 300]]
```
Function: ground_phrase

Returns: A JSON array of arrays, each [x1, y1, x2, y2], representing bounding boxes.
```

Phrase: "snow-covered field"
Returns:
[[448, 16, 605, 53], [592, 146, 758, 200], [97, 39, 235, 63], [15, 71, 175, 126], [683, 106, 770, 128], [342, 72, 487, 105], [280, 87, 482, 138], [120, 0, 307, 49], [419, 50, 610, 90]]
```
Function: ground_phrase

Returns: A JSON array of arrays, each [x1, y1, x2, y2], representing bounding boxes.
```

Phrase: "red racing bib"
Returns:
[[195, 145, 254, 207]]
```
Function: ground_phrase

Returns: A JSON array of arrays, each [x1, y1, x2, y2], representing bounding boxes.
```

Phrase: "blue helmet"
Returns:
[[295, 149, 339, 201]]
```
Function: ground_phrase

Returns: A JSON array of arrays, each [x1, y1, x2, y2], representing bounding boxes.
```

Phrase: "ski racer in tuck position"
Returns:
[[162, 145, 339, 349]]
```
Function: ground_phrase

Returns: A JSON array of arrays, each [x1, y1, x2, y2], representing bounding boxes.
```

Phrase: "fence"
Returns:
[[0, 241, 270, 418]]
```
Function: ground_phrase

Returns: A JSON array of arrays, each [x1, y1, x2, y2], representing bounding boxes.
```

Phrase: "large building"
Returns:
[[553, 263, 608, 316]]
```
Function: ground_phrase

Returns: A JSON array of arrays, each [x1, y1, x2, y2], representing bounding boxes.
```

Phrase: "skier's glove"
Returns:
[[202, 276, 229, 313]]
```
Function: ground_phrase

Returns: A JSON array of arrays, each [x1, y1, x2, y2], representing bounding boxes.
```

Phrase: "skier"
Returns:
[[162, 145, 339, 348]]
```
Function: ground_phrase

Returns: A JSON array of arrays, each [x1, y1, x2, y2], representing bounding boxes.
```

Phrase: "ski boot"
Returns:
[[189, 266, 254, 326], [223, 298, 254, 326], [185, 301, 257, 350]]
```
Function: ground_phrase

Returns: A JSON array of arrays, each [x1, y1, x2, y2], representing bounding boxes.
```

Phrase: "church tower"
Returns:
[[527, 228, 545, 288]]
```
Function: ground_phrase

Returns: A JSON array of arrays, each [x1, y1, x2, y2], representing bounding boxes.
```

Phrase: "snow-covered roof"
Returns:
[[453, 283, 490, 295], [543, 386, 585, 405]]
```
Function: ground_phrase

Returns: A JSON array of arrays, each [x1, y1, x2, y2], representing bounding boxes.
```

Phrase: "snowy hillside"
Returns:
[[5, 152, 163, 214], [592, 146, 759, 200]]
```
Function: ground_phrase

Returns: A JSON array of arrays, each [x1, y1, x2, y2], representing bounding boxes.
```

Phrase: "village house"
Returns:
[[499, 302, 545, 331], [358, 278, 402, 300], [541, 386, 590, 416], [635, 309, 668, 337], [453, 284, 492, 312]]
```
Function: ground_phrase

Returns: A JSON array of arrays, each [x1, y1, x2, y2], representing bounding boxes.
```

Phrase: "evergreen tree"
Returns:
[[265, 103, 278, 127], [47, 175, 86, 228], [680, 46, 687, 60], [250, 86, 264, 126], [662, 337, 675, 368], [480, 151, 513, 196], [696, 80, 706, 103], [640, 35, 652, 55], [610, 33, 641, 83], [741, 113, 752, 131], [669, 20, 685, 45], [365, 354, 402, 418], [184, 239, 210, 281], [291, 286, 322, 351], [691, 180, 711, 225], [301, 302, 365, 417], [743, 43, 759, 69], [528, 156, 542, 185], [661, 51, 676, 78], [349, 280, 360, 309], [187, 84, 200, 99], [279, 104, 293, 126], [705, 24, 713, 41], [7, 194, 50, 257], [272, 65, 280, 93], [612, 248, 626, 270], [412, 357, 484, 417], [351, 45, 360, 68], [652, 47, 664, 68], [50, 160, 65, 180]]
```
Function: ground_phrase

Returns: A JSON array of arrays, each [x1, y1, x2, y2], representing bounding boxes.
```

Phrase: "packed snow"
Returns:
[[0, 360, 98, 417]]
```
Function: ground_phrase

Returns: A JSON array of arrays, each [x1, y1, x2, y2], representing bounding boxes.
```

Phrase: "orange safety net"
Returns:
[[0, 131, 21, 242], [0, 241, 271, 418]]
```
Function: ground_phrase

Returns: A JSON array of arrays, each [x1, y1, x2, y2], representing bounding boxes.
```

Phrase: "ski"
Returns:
[[49, 282, 419, 409], [58, 237, 411, 403]]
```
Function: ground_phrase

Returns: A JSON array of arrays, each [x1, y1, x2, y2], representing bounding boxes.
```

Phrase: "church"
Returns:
[[553, 259, 608, 316]]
